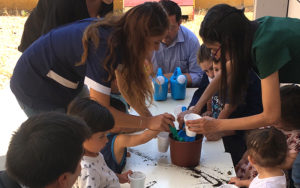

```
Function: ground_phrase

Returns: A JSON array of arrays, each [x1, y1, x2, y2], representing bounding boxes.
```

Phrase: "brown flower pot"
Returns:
[[169, 133, 203, 167]]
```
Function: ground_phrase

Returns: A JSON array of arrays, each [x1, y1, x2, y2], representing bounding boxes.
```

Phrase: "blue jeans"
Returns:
[[16, 85, 89, 117], [293, 153, 300, 188]]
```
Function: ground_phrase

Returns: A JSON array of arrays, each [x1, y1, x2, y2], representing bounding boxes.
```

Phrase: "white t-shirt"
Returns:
[[249, 173, 286, 188], [73, 153, 120, 188]]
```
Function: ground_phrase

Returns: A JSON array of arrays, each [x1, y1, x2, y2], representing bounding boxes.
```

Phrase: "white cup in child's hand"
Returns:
[[128, 171, 146, 188], [157, 132, 170, 153], [184, 113, 201, 137]]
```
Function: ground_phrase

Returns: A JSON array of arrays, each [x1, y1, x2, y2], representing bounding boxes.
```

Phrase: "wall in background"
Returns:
[[0, 0, 253, 11]]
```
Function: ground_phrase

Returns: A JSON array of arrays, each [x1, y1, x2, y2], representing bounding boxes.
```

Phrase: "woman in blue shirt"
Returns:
[[10, 2, 175, 131]]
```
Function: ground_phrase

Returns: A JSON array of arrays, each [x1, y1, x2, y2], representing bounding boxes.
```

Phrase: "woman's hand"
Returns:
[[146, 113, 175, 131], [186, 116, 218, 134]]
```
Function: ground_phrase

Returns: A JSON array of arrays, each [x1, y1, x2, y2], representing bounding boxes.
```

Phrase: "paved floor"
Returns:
[[0, 83, 27, 170]]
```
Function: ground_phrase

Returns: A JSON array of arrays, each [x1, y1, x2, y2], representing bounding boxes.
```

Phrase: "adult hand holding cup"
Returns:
[[184, 113, 201, 137]]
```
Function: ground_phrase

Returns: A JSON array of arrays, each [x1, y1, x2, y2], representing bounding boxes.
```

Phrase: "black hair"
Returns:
[[6, 112, 90, 188], [280, 84, 300, 129], [246, 127, 287, 167], [200, 4, 256, 106], [67, 97, 115, 135], [198, 44, 212, 63], [159, 0, 182, 22]]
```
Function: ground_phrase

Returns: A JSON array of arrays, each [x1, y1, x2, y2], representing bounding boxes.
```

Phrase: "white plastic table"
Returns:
[[121, 88, 236, 188]]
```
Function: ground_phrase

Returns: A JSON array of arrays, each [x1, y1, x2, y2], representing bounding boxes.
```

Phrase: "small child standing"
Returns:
[[68, 98, 131, 188], [230, 127, 287, 187], [234, 85, 300, 186]]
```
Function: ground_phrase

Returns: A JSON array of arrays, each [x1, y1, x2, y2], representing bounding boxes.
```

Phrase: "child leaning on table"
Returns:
[[230, 127, 288, 188], [68, 97, 161, 186], [100, 97, 161, 174], [68, 97, 130, 188]]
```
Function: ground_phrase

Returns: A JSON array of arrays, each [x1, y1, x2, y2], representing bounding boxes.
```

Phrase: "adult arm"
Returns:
[[204, 104, 236, 141], [186, 71, 281, 133], [90, 89, 174, 131], [177, 72, 221, 126]]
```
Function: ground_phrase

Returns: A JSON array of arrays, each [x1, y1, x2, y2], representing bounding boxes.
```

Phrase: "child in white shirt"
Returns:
[[230, 127, 287, 188], [68, 98, 132, 188]]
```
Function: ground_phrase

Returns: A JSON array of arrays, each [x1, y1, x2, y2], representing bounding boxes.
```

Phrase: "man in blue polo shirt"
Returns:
[[152, 0, 203, 87]]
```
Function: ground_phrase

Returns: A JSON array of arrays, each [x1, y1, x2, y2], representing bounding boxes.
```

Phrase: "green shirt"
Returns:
[[252, 16, 300, 83]]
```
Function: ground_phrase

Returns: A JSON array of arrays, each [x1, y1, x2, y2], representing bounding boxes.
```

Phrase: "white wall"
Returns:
[[254, 0, 300, 19], [288, 0, 300, 18], [254, 0, 288, 19]]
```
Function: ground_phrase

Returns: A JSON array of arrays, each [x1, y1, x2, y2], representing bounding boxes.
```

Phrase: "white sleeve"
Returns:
[[77, 168, 101, 188]]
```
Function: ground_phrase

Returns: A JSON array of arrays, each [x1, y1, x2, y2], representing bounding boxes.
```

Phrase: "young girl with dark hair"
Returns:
[[179, 4, 300, 134], [231, 85, 300, 187], [10, 2, 175, 131], [68, 97, 162, 187], [230, 127, 288, 187]]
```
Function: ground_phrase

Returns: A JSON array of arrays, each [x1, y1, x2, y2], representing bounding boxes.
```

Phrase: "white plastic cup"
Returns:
[[184, 113, 201, 137], [128, 171, 146, 188], [157, 132, 170, 152]]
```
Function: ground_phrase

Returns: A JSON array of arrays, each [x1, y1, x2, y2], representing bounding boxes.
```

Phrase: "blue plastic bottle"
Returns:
[[153, 68, 168, 101], [170, 67, 187, 100]]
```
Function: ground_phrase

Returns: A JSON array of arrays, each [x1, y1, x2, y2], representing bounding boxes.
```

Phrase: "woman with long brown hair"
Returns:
[[10, 2, 175, 131]]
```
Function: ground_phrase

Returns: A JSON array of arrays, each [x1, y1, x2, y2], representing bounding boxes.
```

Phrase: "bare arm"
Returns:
[[176, 73, 220, 126], [229, 177, 252, 187], [205, 104, 236, 141], [112, 129, 160, 164], [115, 130, 159, 149], [187, 71, 281, 133], [90, 89, 174, 131], [218, 104, 236, 119]]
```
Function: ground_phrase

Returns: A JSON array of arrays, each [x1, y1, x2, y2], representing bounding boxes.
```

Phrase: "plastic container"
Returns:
[[157, 132, 170, 152], [184, 113, 201, 137], [169, 133, 203, 167], [128, 171, 146, 188], [170, 67, 187, 100], [153, 68, 168, 101]]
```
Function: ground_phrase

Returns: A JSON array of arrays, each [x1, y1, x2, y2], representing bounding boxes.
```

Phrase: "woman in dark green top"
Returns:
[[178, 4, 300, 133]]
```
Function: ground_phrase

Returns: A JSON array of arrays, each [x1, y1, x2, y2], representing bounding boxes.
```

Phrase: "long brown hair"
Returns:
[[79, 2, 169, 109], [200, 4, 256, 106]]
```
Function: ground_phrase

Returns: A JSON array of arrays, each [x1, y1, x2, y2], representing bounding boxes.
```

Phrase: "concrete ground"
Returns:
[[0, 83, 27, 170]]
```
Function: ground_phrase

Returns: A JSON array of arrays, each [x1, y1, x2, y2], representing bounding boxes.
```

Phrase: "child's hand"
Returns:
[[228, 177, 242, 187], [117, 170, 133, 183], [228, 177, 251, 187]]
